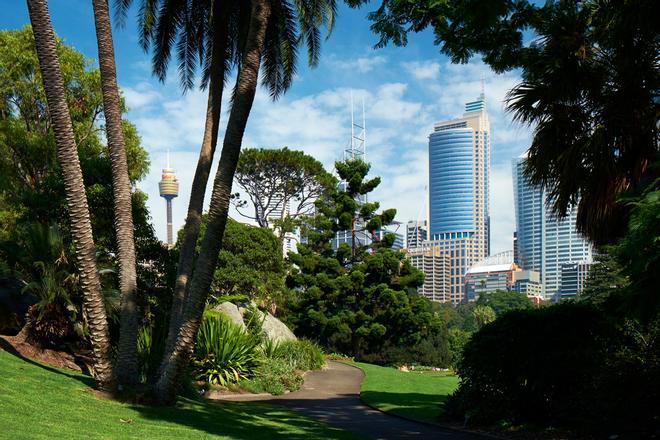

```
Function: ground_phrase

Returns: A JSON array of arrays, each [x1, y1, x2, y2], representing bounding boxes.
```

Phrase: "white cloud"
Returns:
[[122, 82, 161, 109], [328, 55, 387, 73], [402, 60, 440, 81]]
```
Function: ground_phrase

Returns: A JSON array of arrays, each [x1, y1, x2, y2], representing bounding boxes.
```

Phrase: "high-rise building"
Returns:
[[406, 220, 428, 248], [158, 161, 179, 246], [512, 156, 593, 299], [406, 241, 452, 303], [428, 91, 490, 299], [263, 194, 298, 255], [558, 261, 593, 300]]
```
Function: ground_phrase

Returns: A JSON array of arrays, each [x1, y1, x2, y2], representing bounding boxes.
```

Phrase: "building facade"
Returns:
[[406, 220, 428, 248], [513, 156, 593, 299], [428, 92, 490, 299], [464, 251, 519, 302], [513, 270, 543, 298], [558, 261, 593, 300], [406, 241, 452, 303]]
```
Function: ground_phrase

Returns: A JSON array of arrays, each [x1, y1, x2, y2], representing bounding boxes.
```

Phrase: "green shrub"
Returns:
[[358, 332, 451, 367], [242, 358, 304, 395], [445, 302, 660, 436], [273, 339, 325, 371], [194, 312, 261, 386]]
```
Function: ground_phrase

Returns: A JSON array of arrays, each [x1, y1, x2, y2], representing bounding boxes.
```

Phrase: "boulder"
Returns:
[[214, 302, 246, 330], [261, 312, 297, 344], [214, 301, 297, 343]]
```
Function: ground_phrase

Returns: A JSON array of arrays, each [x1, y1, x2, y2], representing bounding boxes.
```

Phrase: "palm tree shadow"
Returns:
[[0, 337, 94, 387], [130, 397, 356, 439]]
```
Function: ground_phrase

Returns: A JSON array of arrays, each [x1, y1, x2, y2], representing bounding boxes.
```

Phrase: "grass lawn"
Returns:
[[0, 348, 357, 440], [352, 362, 459, 424]]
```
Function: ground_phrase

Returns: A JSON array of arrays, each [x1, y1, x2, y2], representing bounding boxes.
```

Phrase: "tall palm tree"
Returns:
[[26, 0, 114, 387], [91, 0, 140, 389], [115, 0, 251, 366], [153, 0, 272, 403], [154, 0, 337, 403]]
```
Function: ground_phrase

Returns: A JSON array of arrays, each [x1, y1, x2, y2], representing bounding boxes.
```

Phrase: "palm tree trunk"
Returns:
[[26, 0, 114, 388], [91, 0, 140, 389], [162, 7, 229, 368], [154, 0, 272, 404]]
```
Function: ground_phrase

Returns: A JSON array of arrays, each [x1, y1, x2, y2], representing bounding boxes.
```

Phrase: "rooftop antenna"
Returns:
[[480, 73, 486, 100]]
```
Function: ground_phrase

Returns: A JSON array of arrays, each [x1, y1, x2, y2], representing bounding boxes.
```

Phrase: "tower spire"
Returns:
[[480, 73, 485, 100]]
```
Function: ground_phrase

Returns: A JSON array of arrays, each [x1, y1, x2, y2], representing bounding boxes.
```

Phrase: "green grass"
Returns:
[[352, 362, 459, 424], [0, 348, 357, 439]]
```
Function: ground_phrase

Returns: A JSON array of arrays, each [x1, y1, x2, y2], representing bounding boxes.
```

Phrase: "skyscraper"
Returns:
[[158, 158, 179, 246], [428, 90, 491, 300], [512, 156, 593, 299]]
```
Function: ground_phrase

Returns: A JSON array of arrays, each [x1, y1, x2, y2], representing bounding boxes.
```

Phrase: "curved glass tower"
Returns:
[[427, 93, 491, 303]]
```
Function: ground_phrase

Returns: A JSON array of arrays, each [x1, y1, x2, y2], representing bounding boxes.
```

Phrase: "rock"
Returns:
[[261, 312, 297, 344], [214, 302, 247, 330], [214, 301, 297, 343]]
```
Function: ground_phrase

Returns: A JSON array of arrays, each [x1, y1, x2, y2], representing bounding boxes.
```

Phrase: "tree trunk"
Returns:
[[27, 0, 114, 387], [161, 6, 229, 371], [154, 0, 271, 404], [91, 0, 139, 389]]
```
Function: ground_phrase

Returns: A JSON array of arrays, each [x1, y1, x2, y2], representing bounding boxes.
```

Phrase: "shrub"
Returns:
[[194, 311, 261, 386], [358, 332, 451, 367], [445, 302, 660, 436], [273, 339, 325, 371], [241, 358, 304, 395], [446, 303, 611, 426]]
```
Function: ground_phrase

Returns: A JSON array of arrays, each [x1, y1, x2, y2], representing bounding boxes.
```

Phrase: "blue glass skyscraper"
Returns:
[[513, 156, 593, 299], [427, 93, 491, 303]]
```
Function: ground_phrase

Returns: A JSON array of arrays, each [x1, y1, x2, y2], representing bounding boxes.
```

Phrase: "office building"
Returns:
[[406, 220, 428, 248], [464, 251, 520, 302], [406, 242, 452, 303], [513, 270, 543, 298], [428, 90, 490, 299], [558, 261, 593, 300], [513, 156, 593, 299]]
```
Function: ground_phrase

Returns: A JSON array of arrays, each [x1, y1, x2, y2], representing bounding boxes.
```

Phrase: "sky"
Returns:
[[2, 1, 533, 255]]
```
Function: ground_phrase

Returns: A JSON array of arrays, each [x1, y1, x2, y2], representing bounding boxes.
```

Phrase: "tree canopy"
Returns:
[[233, 147, 336, 229]]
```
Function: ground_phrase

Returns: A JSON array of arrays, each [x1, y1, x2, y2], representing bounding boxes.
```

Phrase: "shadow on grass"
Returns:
[[129, 397, 356, 440], [360, 390, 451, 423]]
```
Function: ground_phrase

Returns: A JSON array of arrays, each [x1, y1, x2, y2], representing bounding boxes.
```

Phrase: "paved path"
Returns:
[[223, 361, 485, 440]]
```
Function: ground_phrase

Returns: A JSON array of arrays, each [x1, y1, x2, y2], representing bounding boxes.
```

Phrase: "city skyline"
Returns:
[[0, 3, 532, 254]]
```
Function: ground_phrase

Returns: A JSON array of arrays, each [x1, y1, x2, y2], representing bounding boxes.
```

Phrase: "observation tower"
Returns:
[[158, 152, 179, 245]]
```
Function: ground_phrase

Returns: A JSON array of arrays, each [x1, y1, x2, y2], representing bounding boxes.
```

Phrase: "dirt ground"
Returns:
[[0, 335, 91, 374]]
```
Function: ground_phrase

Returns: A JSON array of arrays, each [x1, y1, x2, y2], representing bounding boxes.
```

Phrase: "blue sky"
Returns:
[[2, 1, 533, 254]]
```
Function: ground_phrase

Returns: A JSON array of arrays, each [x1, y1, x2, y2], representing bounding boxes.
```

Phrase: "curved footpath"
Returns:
[[222, 361, 486, 439]]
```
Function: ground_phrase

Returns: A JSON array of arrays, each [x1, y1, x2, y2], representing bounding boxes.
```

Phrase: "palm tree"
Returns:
[[91, 0, 140, 389], [153, 0, 337, 403], [26, 0, 114, 387], [506, 0, 659, 245]]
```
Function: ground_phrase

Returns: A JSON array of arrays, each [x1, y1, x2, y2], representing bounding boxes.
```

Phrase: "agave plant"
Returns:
[[194, 312, 261, 386]]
